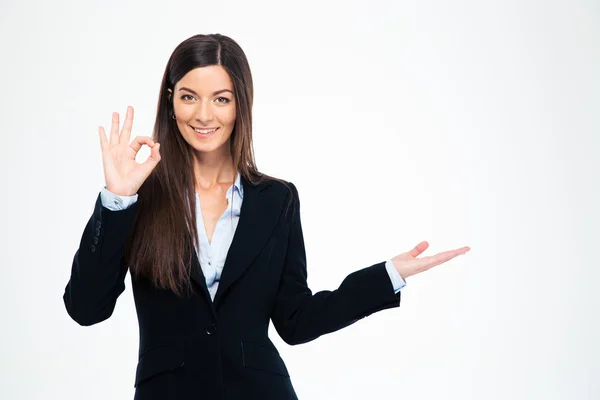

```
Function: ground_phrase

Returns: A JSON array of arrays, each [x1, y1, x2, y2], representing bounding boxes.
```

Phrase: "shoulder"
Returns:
[[250, 172, 298, 202], [250, 173, 300, 222]]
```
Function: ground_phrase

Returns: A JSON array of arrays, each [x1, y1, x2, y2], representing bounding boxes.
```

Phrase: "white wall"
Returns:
[[0, 0, 598, 398]]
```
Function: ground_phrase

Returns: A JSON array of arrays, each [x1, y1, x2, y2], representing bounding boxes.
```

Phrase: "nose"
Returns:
[[194, 99, 214, 124]]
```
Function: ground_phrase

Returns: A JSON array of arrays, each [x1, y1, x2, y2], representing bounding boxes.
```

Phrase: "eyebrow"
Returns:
[[178, 87, 234, 96]]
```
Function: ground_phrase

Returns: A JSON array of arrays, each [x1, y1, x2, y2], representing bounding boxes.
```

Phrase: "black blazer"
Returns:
[[63, 175, 402, 400]]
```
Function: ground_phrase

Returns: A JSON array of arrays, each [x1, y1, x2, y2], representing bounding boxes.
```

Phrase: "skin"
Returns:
[[99, 66, 470, 278], [170, 66, 237, 192], [169, 66, 238, 243], [392, 241, 470, 279]]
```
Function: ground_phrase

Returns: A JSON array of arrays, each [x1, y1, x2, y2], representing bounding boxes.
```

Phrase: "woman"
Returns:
[[63, 33, 470, 400]]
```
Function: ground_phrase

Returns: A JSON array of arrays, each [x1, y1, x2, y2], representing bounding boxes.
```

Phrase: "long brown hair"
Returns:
[[124, 33, 291, 297]]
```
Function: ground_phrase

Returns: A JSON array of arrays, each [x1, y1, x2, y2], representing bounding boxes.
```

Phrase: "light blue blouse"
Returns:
[[100, 171, 406, 301]]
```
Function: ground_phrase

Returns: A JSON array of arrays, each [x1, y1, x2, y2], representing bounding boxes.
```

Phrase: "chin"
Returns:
[[191, 138, 230, 154]]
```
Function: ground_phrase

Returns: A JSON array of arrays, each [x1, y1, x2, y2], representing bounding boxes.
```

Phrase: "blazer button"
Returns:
[[205, 324, 216, 335], [90, 244, 96, 252], [93, 237, 98, 245], [96, 221, 102, 229], [95, 228, 101, 236]]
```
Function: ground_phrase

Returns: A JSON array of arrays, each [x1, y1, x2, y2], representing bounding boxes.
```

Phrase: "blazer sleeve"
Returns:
[[63, 192, 138, 326], [270, 182, 401, 345]]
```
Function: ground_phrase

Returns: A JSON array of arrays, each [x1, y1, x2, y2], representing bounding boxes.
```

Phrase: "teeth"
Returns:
[[193, 127, 217, 134]]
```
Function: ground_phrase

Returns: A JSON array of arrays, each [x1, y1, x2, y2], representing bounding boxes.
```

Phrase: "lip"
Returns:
[[190, 125, 219, 130], [190, 125, 219, 138]]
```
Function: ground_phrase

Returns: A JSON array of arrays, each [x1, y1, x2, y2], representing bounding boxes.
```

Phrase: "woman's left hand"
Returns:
[[392, 241, 470, 280]]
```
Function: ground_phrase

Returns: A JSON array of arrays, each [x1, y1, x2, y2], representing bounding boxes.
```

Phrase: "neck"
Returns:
[[193, 151, 236, 190]]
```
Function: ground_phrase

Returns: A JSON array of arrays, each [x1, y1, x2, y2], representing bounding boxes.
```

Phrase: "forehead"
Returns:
[[175, 66, 233, 92]]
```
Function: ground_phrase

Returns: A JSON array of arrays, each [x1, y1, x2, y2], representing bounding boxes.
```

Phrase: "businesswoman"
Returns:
[[63, 33, 470, 400]]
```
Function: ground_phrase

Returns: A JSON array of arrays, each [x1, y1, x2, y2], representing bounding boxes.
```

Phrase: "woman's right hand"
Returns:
[[99, 106, 161, 196]]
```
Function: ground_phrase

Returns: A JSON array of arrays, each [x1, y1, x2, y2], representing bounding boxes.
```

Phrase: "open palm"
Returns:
[[392, 241, 470, 279]]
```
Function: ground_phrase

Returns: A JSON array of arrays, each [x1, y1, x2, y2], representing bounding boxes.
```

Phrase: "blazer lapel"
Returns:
[[213, 174, 285, 309], [190, 252, 213, 309], [187, 174, 286, 310]]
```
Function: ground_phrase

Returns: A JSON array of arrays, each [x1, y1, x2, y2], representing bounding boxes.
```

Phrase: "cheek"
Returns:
[[222, 108, 236, 127], [174, 104, 194, 120]]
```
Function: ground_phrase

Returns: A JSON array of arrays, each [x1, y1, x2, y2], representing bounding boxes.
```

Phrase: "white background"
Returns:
[[1, 0, 598, 399]]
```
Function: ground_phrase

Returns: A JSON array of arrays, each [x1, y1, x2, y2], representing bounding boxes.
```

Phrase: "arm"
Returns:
[[270, 183, 402, 345], [63, 189, 138, 326]]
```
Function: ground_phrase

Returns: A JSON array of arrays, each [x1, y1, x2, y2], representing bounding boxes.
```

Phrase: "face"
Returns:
[[171, 65, 236, 155]]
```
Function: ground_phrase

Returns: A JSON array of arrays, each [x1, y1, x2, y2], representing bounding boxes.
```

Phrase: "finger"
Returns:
[[145, 143, 161, 166], [120, 106, 134, 145], [141, 143, 161, 175], [99, 126, 108, 152], [409, 241, 429, 258], [129, 136, 156, 157], [109, 112, 119, 147], [415, 248, 467, 272]]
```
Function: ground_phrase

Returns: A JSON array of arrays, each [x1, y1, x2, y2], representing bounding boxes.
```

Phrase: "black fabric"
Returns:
[[63, 175, 401, 399]]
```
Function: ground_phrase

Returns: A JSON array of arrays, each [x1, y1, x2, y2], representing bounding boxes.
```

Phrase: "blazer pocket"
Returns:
[[134, 345, 185, 388], [241, 340, 290, 378]]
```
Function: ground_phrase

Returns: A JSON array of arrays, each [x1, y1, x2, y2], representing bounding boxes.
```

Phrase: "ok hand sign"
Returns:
[[98, 106, 161, 196]]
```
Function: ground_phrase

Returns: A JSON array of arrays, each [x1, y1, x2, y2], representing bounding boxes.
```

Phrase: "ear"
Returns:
[[167, 87, 173, 101]]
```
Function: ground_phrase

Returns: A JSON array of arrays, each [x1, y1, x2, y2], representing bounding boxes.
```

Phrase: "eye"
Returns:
[[181, 94, 195, 101], [216, 97, 230, 104]]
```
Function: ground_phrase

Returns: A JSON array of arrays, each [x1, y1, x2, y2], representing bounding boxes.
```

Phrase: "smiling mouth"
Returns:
[[189, 125, 219, 134]]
